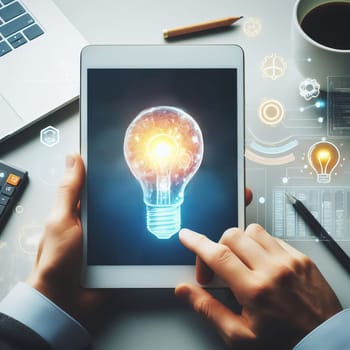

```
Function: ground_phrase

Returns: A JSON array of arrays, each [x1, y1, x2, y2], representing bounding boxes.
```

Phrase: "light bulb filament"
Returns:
[[157, 175, 171, 205], [317, 150, 331, 173]]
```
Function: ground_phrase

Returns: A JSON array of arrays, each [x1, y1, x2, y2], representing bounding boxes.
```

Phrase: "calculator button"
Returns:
[[2, 184, 15, 197], [6, 173, 21, 186], [0, 195, 9, 205], [0, 171, 7, 185], [0, 204, 5, 216]]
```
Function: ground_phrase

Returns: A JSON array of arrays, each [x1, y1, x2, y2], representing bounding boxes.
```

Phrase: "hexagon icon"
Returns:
[[40, 126, 60, 147]]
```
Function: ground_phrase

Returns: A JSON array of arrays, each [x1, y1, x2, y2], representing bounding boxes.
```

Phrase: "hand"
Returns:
[[245, 188, 253, 206], [176, 224, 342, 349], [27, 154, 104, 325]]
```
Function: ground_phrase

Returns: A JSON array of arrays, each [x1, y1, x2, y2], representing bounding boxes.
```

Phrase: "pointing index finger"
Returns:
[[179, 229, 252, 293]]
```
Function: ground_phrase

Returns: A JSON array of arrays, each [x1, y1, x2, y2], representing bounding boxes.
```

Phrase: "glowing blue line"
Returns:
[[250, 140, 299, 155]]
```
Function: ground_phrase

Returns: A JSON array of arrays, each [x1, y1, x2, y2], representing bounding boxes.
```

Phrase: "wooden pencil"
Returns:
[[163, 16, 243, 39]]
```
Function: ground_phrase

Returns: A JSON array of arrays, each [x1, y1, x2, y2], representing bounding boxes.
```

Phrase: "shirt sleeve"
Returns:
[[0, 282, 91, 350], [293, 308, 350, 350]]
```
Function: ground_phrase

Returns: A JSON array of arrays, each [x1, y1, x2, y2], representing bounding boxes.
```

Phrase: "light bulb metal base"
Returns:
[[317, 173, 331, 183], [146, 205, 181, 239]]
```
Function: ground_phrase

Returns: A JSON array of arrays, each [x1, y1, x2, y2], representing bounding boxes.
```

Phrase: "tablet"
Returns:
[[81, 45, 245, 288]]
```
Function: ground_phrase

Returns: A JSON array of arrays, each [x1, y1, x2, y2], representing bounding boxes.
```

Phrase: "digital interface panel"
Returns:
[[245, 65, 350, 241], [328, 76, 350, 136], [87, 68, 239, 265]]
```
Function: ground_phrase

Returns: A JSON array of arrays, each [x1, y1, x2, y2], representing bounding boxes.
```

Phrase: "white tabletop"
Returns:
[[1, 0, 350, 349]]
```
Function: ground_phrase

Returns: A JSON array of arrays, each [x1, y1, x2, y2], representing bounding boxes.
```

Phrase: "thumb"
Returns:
[[53, 153, 85, 218]]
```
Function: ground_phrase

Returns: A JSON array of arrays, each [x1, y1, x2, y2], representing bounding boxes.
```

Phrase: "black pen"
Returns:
[[285, 192, 350, 274]]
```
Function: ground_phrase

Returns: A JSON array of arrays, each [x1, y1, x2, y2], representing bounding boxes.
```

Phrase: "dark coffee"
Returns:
[[301, 2, 350, 50]]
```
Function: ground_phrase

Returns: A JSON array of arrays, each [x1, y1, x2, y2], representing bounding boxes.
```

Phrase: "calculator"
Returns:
[[0, 161, 28, 231]]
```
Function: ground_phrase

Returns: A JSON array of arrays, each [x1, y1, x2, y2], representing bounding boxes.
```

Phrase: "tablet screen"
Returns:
[[87, 68, 239, 266]]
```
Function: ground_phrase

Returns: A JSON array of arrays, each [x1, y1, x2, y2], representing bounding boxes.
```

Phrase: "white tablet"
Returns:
[[81, 45, 245, 288]]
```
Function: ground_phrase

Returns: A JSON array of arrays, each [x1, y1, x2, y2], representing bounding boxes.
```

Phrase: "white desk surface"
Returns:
[[1, 0, 350, 349]]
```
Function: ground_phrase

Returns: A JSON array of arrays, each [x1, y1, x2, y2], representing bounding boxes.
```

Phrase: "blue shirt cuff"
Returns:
[[0, 282, 90, 350], [293, 308, 350, 350]]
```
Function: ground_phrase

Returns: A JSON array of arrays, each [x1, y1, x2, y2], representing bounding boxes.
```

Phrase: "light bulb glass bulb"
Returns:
[[308, 141, 340, 183], [124, 106, 204, 239]]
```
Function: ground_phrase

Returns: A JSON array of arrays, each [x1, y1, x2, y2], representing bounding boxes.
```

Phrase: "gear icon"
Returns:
[[299, 78, 320, 101]]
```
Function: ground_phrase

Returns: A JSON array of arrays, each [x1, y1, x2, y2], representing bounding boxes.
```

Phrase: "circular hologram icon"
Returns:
[[40, 126, 60, 147], [261, 53, 287, 80], [299, 78, 320, 101], [243, 17, 262, 37], [259, 99, 284, 126], [15, 205, 24, 215]]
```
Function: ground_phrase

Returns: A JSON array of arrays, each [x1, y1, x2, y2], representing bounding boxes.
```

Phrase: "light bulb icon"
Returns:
[[124, 106, 204, 239], [308, 141, 340, 184]]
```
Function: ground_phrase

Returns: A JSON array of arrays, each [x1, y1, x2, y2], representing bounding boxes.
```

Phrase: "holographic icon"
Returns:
[[308, 141, 340, 183], [261, 53, 287, 80], [299, 78, 320, 101], [18, 225, 43, 255], [259, 99, 284, 126], [15, 205, 24, 215], [40, 126, 60, 147], [243, 17, 262, 37], [124, 106, 204, 239]]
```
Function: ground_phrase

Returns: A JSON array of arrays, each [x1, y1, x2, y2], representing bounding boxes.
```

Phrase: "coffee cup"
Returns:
[[292, 0, 350, 90]]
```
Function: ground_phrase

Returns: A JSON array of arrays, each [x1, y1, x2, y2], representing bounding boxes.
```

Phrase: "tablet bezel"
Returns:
[[80, 45, 245, 288]]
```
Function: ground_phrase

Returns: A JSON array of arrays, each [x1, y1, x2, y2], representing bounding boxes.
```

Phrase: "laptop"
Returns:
[[0, 0, 87, 142]]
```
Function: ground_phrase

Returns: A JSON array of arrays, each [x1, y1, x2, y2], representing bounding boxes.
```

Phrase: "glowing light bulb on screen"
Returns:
[[308, 141, 340, 183], [124, 106, 204, 239]]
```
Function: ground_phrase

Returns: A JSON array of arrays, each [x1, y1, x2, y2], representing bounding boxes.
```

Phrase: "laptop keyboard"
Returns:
[[0, 0, 44, 57]]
